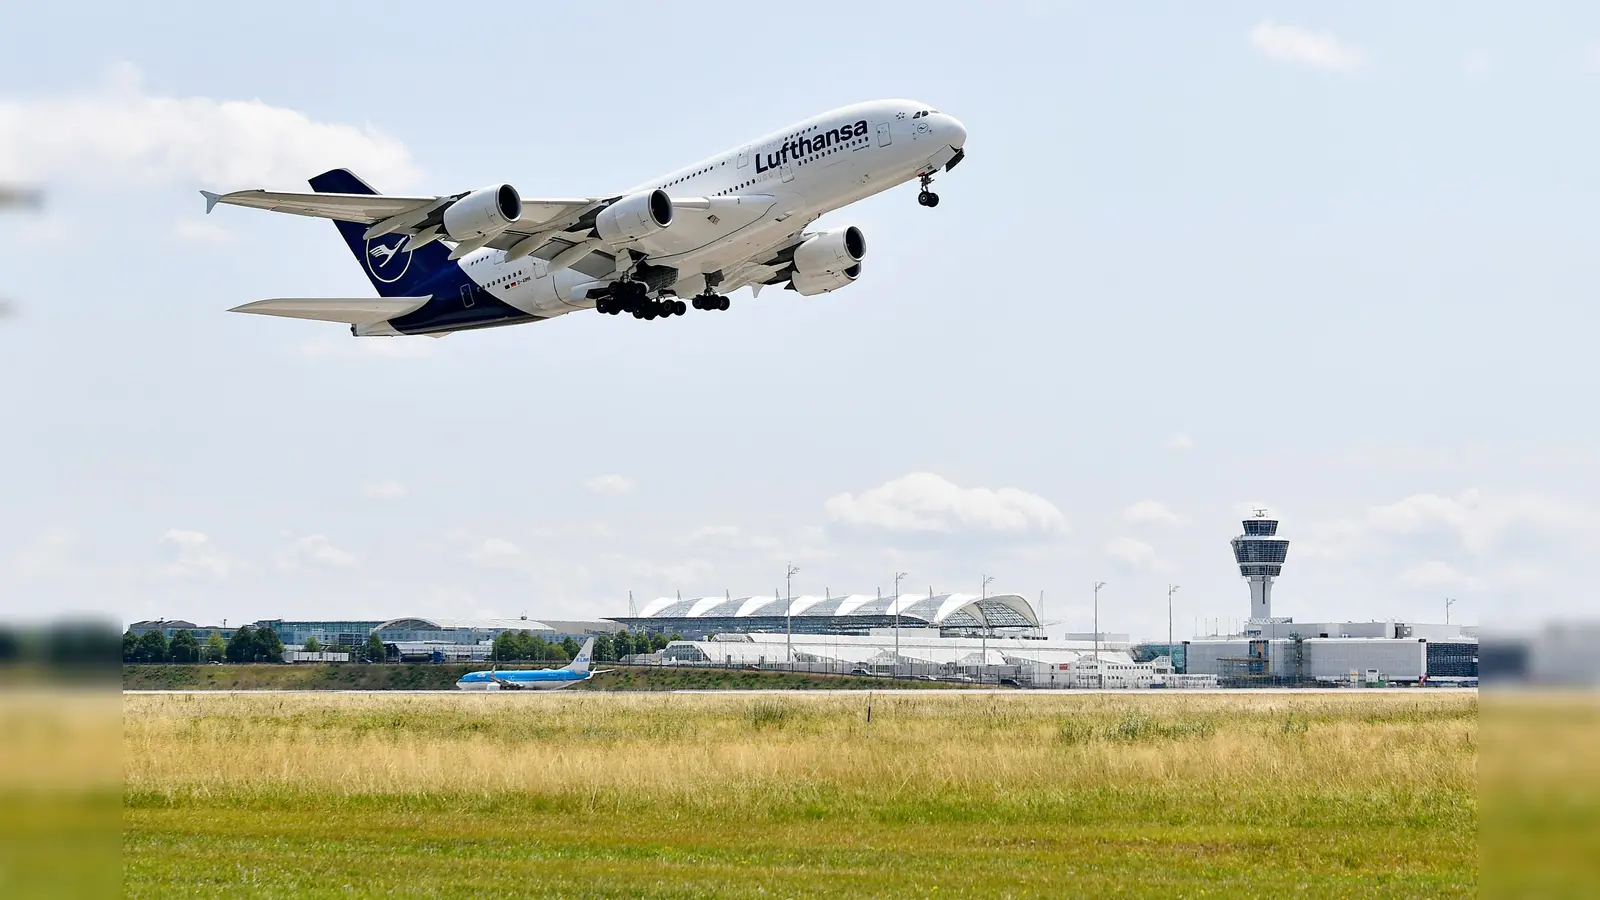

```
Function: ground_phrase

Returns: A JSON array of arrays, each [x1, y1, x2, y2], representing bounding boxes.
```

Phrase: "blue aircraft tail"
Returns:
[[308, 169, 458, 298]]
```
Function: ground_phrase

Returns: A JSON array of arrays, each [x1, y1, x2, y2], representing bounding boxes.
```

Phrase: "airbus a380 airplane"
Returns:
[[204, 99, 966, 336]]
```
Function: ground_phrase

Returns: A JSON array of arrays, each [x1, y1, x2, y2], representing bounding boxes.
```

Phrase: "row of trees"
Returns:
[[490, 630, 679, 663], [122, 625, 285, 664], [124, 626, 679, 665]]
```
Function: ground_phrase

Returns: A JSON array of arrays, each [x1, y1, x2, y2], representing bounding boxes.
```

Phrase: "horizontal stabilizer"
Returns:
[[228, 297, 430, 325]]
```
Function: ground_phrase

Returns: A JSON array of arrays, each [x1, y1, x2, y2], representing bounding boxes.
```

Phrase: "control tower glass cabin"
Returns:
[[1231, 510, 1290, 621]]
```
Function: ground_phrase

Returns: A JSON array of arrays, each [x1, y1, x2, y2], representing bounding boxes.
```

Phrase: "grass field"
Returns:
[[124, 692, 1477, 898], [122, 663, 965, 692]]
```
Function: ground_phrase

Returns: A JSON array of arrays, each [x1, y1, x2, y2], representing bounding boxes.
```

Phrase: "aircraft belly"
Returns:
[[637, 195, 782, 266]]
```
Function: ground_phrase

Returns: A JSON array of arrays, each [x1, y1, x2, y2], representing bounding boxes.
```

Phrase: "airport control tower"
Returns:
[[1231, 509, 1290, 621]]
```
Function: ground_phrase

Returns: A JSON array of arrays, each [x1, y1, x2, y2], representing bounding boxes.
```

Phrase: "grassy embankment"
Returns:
[[122, 663, 961, 692], [125, 692, 1477, 898]]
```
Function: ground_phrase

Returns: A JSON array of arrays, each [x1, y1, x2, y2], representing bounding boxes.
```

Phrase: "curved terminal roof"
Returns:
[[375, 617, 555, 632], [630, 592, 1039, 629]]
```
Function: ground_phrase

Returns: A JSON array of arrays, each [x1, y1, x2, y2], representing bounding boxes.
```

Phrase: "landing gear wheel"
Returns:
[[718, 295, 730, 311], [692, 296, 704, 310], [918, 190, 939, 207], [674, 300, 687, 316]]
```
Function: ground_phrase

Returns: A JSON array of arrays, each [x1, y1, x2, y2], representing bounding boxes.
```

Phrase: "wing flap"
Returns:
[[229, 297, 431, 325]]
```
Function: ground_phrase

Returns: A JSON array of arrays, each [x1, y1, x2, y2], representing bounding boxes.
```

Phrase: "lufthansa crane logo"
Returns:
[[365, 235, 412, 284]]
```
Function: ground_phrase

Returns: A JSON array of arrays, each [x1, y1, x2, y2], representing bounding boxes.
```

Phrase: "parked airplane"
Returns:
[[455, 638, 605, 691], [203, 100, 966, 336]]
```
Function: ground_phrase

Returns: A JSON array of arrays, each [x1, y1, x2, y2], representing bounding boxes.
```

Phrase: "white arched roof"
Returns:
[[631, 592, 1038, 627]]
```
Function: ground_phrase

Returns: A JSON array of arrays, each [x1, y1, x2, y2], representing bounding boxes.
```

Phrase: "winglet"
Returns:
[[200, 191, 222, 214]]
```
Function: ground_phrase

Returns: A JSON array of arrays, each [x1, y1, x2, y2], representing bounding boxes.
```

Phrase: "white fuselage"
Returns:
[[450, 100, 965, 320]]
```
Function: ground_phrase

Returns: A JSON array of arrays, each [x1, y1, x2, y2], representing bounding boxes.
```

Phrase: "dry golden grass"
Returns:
[[124, 691, 1479, 898], [126, 692, 1473, 812]]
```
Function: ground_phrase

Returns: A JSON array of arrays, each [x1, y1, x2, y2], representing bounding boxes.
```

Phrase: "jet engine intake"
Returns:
[[442, 184, 523, 241], [789, 262, 862, 296], [791, 226, 865, 277], [595, 189, 673, 243]]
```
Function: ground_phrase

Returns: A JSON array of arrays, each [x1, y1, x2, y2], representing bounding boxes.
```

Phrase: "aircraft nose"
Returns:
[[939, 114, 967, 149]]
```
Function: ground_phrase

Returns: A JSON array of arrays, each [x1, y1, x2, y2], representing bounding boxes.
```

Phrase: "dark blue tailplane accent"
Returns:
[[309, 169, 461, 300], [309, 168, 540, 335]]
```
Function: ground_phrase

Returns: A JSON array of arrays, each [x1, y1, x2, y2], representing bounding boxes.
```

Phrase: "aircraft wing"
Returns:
[[203, 189, 594, 232], [203, 177, 617, 279], [229, 297, 431, 324]]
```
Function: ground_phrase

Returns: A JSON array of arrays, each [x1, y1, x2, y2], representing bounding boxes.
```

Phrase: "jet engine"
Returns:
[[442, 184, 523, 240], [791, 226, 865, 277], [789, 262, 862, 296], [595, 189, 673, 243]]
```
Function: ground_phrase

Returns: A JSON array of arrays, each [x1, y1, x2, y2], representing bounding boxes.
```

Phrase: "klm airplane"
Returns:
[[455, 637, 604, 691]]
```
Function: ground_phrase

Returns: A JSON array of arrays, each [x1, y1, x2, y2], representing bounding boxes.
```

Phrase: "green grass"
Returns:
[[123, 692, 1478, 898]]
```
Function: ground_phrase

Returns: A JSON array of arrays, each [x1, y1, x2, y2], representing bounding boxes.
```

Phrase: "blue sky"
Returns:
[[1, 2, 1595, 637]]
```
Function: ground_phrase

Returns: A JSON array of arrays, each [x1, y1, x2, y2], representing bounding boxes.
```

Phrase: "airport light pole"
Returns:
[[1445, 597, 1457, 626], [893, 571, 908, 679], [786, 563, 800, 668], [1093, 581, 1106, 689], [1167, 585, 1180, 674], [981, 574, 994, 684]]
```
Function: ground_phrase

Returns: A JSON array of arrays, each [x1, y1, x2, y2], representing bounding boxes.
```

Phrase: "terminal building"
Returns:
[[1182, 511, 1479, 684], [609, 592, 1043, 639]]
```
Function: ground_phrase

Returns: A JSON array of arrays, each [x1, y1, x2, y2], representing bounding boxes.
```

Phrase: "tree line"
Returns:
[[123, 626, 680, 665], [122, 625, 284, 664], [489, 630, 679, 663]]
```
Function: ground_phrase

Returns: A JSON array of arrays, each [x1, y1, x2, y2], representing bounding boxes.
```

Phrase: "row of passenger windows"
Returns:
[[710, 136, 868, 196]]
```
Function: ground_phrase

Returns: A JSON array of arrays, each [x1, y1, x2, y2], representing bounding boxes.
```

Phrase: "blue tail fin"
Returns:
[[309, 169, 459, 298]]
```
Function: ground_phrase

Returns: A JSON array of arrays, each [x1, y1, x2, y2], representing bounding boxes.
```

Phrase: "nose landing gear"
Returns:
[[917, 173, 940, 208]]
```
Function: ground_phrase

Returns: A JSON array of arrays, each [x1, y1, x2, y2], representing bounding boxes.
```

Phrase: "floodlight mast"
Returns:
[[893, 571, 908, 679], [981, 574, 995, 684], [1167, 584, 1180, 674], [785, 563, 800, 668], [1093, 581, 1107, 689]]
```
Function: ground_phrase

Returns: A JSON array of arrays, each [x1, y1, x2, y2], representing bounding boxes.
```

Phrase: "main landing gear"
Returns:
[[917, 172, 940, 208], [595, 281, 686, 320], [692, 293, 731, 311]]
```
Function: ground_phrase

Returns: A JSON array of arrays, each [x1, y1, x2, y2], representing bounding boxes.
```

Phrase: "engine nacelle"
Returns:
[[595, 189, 673, 243], [791, 226, 866, 277], [789, 262, 862, 296], [442, 184, 522, 241]]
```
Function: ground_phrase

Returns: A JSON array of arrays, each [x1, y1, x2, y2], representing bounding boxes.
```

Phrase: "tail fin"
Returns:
[[566, 638, 595, 675], [308, 169, 458, 298]]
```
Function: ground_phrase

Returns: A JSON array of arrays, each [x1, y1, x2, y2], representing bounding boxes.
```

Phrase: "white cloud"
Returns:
[[1165, 433, 1195, 452], [1399, 560, 1483, 592], [1105, 537, 1157, 572], [362, 479, 408, 500], [824, 472, 1067, 536], [279, 534, 357, 571], [7, 527, 73, 580], [1123, 500, 1185, 528], [1464, 50, 1492, 79], [172, 217, 232, 244], [1250, 21, 1364, 72], [583, 474, 635, 496], [469, 537, 523, 565], [684, 525, 780, 552], [157, 529, 235, 579], [0, 63, 420, 188]]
